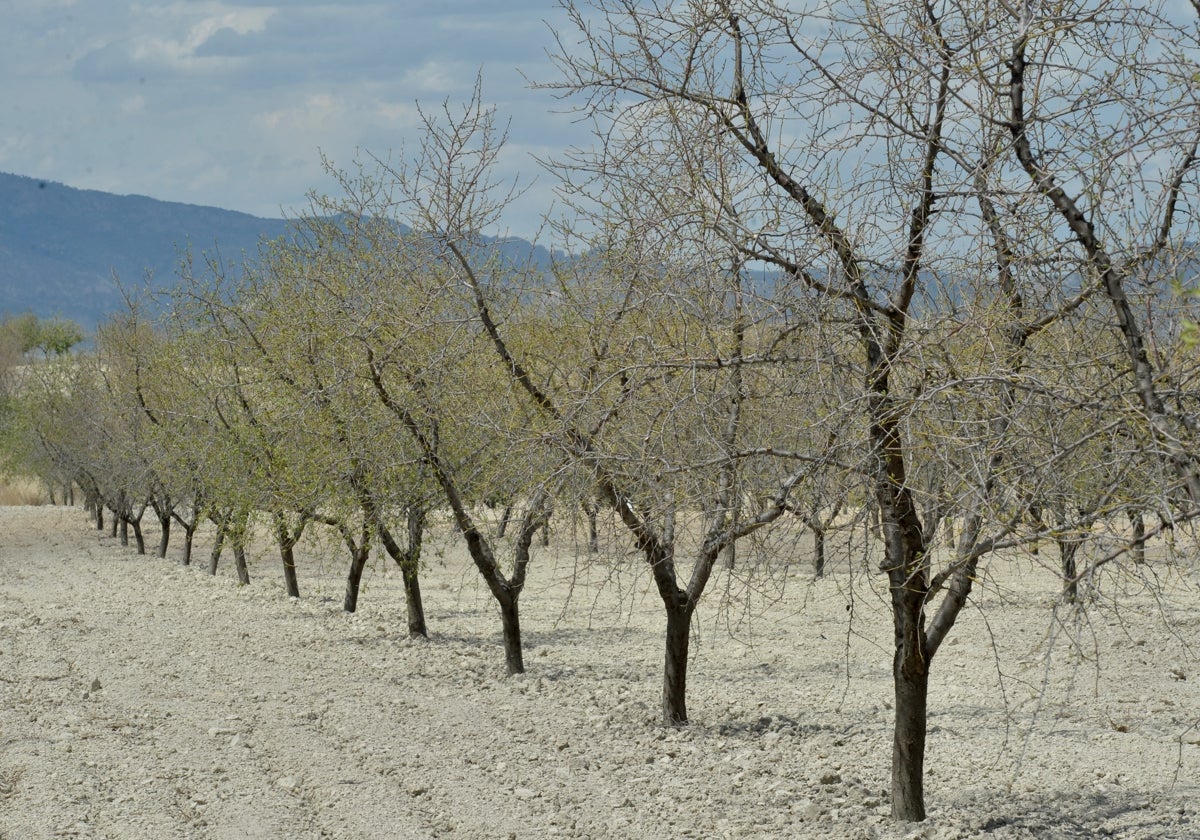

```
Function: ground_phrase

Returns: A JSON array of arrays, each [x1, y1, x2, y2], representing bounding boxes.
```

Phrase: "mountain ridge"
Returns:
[[0, 172, 558, 333]]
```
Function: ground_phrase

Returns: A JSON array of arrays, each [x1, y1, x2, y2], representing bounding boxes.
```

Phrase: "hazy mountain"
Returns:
[[0, 172, 561, 335], [0, 173, 295, 332]]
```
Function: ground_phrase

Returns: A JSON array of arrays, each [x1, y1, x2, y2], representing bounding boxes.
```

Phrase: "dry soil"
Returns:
[[1, 505, 1199, 839]]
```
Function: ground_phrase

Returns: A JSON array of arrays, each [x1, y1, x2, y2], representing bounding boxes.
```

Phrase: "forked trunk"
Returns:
[[343, 543, 369, 612], [377, 510, 428, 638]]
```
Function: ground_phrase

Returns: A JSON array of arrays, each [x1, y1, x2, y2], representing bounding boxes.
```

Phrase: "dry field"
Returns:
[[1, 504, 1199, 839]]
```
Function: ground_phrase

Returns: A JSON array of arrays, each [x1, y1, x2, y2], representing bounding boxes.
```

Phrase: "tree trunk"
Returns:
[[813, 527, 826, 578], [208, 516, 228, 576], [233, 543, 250, 586], [891, 656, 929, 821], [1129, 510, 1146, 564], [402, 562, 426, 637], [118, 516, 129, 547], [95, 505, 104, 531], [1061, 540, 1080, 603], [280, 543, 300, 598], [401, 507, 428, 637], [585, 502, 599, 552], [343, 543, 369, 613], [180, 524, 195, 567], [497, 504, 513, 538], [270, 512, 306, 598], [498, 590, 524, 675], [662, 603, 692, 725], [156, 512, 171, 558], [1028, 502, 1044, 556], [131, 516, 145, 555]]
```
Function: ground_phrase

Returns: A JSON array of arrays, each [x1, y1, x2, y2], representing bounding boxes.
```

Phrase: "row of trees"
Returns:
[[7, 0, 1200, 824]]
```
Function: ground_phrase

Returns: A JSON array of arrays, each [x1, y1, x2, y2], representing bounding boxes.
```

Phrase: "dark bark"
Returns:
[[208, 514, 229, 576], [339, 518, 372, 613], [130, 515, 145, 555], [1054, 507, 1087, 604], [497, 590, 524, 675], [1009, 36, 1200, 504], [272, 511, 306, 599], [401, 556, 426, 638], [181, 525, 195, 567], [812, 527, 827, 578], [1060, 538, 1081, 603], [156, 511, 171, 559], [377, 507, 428, 638], [233, 543, 250, 586], [662, 602, 694, 725], [496, 503, 513, 538], [891, 657, 929, 821], [343, 546, 367, 612], [367, 355, 548, 673], [171, 505, 199, 567], [279, 541, 300, 598]]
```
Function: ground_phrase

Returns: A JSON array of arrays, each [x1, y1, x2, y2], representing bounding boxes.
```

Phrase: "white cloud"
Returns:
[[119, 94, 146, 115], [0, 1, 588, 237]]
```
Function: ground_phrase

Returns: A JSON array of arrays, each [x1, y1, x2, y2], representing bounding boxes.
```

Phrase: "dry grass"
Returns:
[[0, 476, 48, 506]]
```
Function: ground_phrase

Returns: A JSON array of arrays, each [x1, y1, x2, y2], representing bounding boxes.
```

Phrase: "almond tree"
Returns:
[[541, 0, 1189, 820], [353, 87, 855, 720], [1001, 0, 1200, 504], [273, 181, 559, 670]]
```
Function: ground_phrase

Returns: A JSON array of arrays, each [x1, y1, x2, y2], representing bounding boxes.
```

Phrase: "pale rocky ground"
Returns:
[[1, 504, 1199, 839]]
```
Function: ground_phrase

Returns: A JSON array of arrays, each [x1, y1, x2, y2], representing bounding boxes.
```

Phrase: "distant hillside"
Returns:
[[0, 172, 561, 335], [0, 173, 295, 332]]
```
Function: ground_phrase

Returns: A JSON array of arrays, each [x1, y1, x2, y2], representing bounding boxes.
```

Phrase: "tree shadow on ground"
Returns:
[[960, 789, 1192, 839]]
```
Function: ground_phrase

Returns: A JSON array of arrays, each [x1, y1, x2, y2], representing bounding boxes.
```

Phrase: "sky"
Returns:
[[0, 0, 589, 240]]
